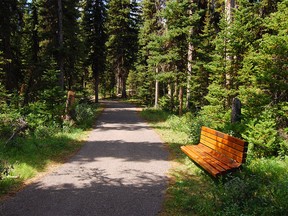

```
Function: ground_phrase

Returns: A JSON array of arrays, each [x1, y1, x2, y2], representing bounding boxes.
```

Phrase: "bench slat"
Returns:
[[181, 146, 220, 177], [201, 130, 245, 152], [188, 146, 230, 172], [202, 126, 245, 146], [200, 136, 244, 163], [181, 126, 247, 177], [196, 144, 240, 168], [185, 145, 227, 172]]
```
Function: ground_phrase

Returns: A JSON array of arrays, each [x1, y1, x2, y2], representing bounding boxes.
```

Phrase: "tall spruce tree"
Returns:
[[82, 0, 107, 103], [38, 0, 81, 91], [239, 0, 288, 126], [0, 0, 24, 95], [136, 0, 164, 106], [162, 0, 193, 114], [183, 0, 210, 111], [106, 0, 139, 98], [21, 0, 41, 105]]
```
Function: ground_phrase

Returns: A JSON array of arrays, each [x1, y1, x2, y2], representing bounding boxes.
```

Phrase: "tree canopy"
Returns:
[[0, 0, 287, 158]]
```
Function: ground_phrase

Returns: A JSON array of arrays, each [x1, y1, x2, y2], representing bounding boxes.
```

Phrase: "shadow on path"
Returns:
[[0, 100, 170, 216]]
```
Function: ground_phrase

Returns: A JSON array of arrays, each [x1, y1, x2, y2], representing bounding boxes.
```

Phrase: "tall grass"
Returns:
[[141, 108, 288, 216]]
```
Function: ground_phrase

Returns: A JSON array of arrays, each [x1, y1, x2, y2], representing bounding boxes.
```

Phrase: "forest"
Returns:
[[0, 0, 287, 214]]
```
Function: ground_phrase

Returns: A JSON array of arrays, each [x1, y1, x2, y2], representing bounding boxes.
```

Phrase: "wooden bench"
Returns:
[[181, 126, 248, 177]]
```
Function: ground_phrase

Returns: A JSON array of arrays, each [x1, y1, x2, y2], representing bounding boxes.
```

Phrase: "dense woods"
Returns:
[[0, 0, 287, 214], [1, 0, 286, 158]]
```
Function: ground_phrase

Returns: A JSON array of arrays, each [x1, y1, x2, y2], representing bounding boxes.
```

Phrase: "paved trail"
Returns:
[[0, 101, 170, 216]]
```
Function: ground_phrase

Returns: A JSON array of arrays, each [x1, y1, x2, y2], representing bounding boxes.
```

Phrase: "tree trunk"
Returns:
[[93, 65, 99, 103], [225, 0, 235, 24], [168, 83, 174, 112], [225, 0, 236, 108], [179, 86, 183, 116], [116, 73, 121, 96], [186, 1, 194, 110], [121, 74, 127, 98], [154, 67, 159, 108], [57, 0, 64, 90], [24, 3, 39, 105], [231, 98, 241, 123]]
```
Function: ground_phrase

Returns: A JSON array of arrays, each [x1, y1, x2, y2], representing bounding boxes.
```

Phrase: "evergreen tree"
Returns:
[[82, 0, 107, 103], [0, 0, 24, 95], [240, 0, 288, 127], [185, 0, 210, 111], [106, 0, 140, 98], [135, 0, 164, 106], [162, 0, 193, 114], [38, 0, 81, 91], [201, 0, 263, 126], [21, 0, 41, 105]]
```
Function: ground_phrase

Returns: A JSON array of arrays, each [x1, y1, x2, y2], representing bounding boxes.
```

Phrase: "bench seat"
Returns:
[[181, 126, 248, 177]]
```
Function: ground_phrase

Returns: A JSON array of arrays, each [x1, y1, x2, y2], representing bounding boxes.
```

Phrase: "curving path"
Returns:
[[0, 101, 170, 216]]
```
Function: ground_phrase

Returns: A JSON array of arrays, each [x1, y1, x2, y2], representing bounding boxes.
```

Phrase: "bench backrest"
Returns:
[[200, 126, 248, 163]]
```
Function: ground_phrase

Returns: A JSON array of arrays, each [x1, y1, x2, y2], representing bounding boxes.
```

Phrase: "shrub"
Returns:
[[167, 114, 191, 134], [188, 115, 212, 144], [0, 160, 14, 180], [140, 108, 169, 122], [75, 103, 97, 128], [278, 128, 288, 157], [158, 95, 172, 112], [0, 105, 22, 138], [242, 110, 278, 158], [34, 124, 61, 139]]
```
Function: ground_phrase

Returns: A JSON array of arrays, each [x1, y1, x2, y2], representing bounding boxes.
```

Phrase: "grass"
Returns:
[[0, 104, 103, 199], [0, 129, 85, 197], [140, 108, 288, 216]]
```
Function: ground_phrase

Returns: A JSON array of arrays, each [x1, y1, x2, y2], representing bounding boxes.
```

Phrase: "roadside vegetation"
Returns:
[[0, 95, 101, 198], [141, 108, 288, 216], [1, 0, 287, 214]]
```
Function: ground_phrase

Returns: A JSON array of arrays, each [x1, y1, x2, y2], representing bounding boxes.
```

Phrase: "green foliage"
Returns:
[[167, 113, 191, 134], [140, 108, 169, 123], [0, 105, 21, 138], [279, 134, 288, 157], [34, 125, 61, 140], [142, 108, 288, 216], [238, 86, 271, 120], [24, 101, 56, 130], [158, 95, 172, 112], [106, 0, 140, 98], [200, 83, 231, 129], [188, 115, 213, 144], [75, 103, 98, 128], [242, 110, 279, 158], [0, 160, 14, 180], [0, 103, 101, 196], [208, 158, 288, 216], [0, 130, 84, 195], [167, 113, 213, 144]]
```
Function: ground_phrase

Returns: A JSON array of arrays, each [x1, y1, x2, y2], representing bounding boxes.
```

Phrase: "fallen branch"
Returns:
[[5, 118, 28, 147]]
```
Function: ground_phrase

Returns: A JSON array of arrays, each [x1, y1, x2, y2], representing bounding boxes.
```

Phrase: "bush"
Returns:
[[242, 110, 279, 158], [167, 114, 191, 134], [278, 128, 288, 157], [188, 115, 213, 144], [34, 124, 61, 139], [0, 160, 14, 180], [158, 95, 172, 112], [140, 108, 169, 122], [0, 105, 22, 138], [75, 103, 98, 128]]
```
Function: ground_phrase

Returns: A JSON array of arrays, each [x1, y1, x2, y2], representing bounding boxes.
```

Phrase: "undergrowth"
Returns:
[[0, 102, 101, 198], [141, 108, 288, 216]]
